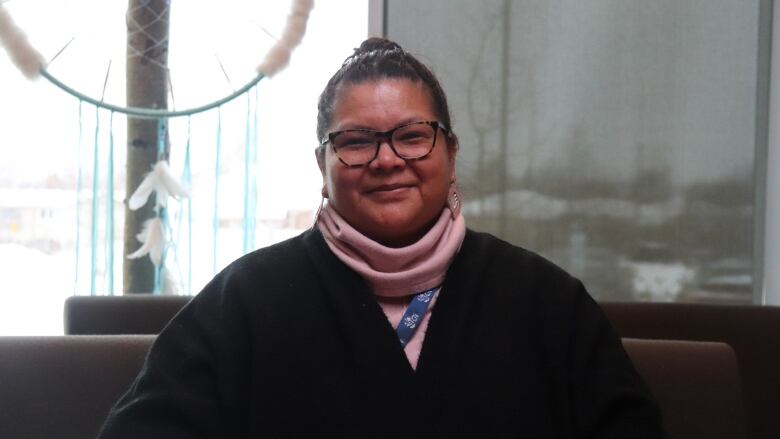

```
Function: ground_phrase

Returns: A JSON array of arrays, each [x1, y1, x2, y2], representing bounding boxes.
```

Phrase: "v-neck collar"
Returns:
[[412, 230, 486, 432], [302, 229, 419, 413], [300, 228, 487, 432]]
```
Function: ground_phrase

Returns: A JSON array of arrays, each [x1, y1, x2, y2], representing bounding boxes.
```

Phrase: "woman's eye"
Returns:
[[397, 131, 429, 143], [337, 135, 374, 148]]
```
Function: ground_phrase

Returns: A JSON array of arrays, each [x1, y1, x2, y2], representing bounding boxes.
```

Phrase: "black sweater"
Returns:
[[98, 229, 667, 438]]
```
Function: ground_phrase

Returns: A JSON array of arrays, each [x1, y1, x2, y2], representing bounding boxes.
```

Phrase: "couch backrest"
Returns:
[[64, 295, 192, 335], [602, 302, 780, 439], [0, 335, 155, 439], [623, 338, 745, 439]]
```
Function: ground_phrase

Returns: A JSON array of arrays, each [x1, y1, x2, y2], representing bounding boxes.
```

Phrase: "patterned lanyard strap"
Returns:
[[395, 287, 440, 347]]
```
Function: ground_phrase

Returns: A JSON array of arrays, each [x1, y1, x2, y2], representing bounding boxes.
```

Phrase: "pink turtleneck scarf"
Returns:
[[318, 203, 466, 369]]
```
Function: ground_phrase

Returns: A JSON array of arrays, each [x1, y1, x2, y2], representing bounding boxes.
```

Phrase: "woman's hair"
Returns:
[[316, 38, 454, 143]]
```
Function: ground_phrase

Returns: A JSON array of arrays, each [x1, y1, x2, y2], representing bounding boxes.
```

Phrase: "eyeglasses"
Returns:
[[319, 120, 449, 167]]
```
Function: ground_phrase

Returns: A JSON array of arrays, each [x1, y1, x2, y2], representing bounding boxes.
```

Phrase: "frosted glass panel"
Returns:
[[388, 1, 759, 303]]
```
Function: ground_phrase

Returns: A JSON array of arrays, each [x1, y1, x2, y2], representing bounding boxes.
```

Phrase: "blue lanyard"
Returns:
[[395, 287, 439, 347]]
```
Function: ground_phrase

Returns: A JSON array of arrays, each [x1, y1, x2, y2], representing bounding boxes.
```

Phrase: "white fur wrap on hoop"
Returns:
[[1, 0, 312, 80], [256, 0, 314, 77], [0, 4, 44, 79]]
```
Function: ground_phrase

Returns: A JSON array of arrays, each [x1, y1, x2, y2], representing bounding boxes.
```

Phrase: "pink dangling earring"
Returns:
[[311, 186, 328, 230], [311, 198, 325, 230], [447, 182, 461, 218]]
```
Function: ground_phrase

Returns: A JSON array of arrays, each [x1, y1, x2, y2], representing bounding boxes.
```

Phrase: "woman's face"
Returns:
[[317, 79, 457, 247]]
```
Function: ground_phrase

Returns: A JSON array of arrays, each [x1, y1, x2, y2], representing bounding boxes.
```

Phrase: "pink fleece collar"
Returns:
[[317, 203, 466, 297]]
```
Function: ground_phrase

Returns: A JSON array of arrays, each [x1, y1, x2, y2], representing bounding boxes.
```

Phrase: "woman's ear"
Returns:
[[447, 134, 458, 179], [447, 132, 459, 152]]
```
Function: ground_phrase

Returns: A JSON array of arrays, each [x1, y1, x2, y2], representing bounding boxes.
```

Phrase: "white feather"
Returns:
[[156, 160, 190, 199], [127, 217, 165, 266], [128, 160, 190, 210], [256, 0, 313, 77], [0, 4, 44, 79], [127, 171, 157, 210]]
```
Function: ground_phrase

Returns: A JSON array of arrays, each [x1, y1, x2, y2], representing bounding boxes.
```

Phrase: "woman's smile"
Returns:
[[366, 182, 414, 194]]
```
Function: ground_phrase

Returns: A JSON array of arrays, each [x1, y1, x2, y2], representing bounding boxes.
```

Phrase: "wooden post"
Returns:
[[123, 0, 170, 293]]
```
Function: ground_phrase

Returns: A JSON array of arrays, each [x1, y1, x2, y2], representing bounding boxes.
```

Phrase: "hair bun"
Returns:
[[353, 37, 403, 56]]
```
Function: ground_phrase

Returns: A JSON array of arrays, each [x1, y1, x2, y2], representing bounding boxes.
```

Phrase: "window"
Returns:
[[0, 1, 369, 334], [387, 0, 766, 304]]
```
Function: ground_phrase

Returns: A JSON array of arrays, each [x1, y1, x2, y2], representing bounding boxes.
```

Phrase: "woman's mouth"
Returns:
[[370, 183, 410, 192], [366, 183, 414, 199]]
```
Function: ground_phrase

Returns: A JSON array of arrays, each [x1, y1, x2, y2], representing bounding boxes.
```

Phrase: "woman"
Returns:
[[99, 38, 667, 438]]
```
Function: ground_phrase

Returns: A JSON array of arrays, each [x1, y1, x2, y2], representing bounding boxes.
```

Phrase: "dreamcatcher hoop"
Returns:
[[0, 0, 315, 294], [39, 69, 265, 119]]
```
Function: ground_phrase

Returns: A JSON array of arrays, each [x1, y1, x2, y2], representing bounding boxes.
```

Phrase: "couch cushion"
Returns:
[[0, 335, 155, 439], [623, 338, 745, 439]]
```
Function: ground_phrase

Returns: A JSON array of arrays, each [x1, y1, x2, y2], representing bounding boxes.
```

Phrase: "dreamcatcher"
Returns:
[[0, 0, 314, 294]]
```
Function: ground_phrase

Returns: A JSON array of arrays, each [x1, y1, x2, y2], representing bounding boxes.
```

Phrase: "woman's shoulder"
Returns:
[[458, 228, 596, 313], [215, 229, 322, 280], [188, 229, 324, 304], [461, 228, 579, 284], [459, 228, 610, 340]]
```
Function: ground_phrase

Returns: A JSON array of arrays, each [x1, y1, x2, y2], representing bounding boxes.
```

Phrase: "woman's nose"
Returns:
[[370, 140, 405, 169]]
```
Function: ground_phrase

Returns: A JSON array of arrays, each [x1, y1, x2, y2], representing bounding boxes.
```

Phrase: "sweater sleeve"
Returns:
[[97, 266, 252, 439], [563, 282, 668, 439]]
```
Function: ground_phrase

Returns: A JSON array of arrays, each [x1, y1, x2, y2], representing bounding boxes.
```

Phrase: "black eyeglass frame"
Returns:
[[319, 120, 450, 167]]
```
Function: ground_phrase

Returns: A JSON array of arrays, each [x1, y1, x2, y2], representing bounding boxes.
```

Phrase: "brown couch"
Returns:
[[64, 296, 774, 438], [0, 334, 744, 439], [623, 338, 745, 439], [602, 302, 780, 439], [0, 335, 155, 439]]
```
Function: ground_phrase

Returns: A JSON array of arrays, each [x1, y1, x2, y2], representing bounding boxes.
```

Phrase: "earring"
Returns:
[[447, 183, 461, 218], [311, 185, 328, 230], [311, 197, 325, 231]]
